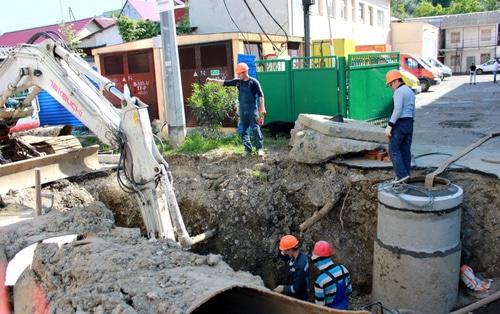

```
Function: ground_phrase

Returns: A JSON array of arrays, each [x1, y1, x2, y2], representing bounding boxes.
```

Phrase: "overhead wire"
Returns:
[[257, 0, 289, 50], [223, 0, 250, 55], [242, 0, 282, 54]]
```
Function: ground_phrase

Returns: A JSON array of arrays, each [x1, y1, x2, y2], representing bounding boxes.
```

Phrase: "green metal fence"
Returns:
[[347, 52, 400, 126], [255, 52, 399, 125]]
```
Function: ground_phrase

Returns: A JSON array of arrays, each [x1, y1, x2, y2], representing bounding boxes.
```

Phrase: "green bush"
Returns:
[[187, 82, 237, 133]]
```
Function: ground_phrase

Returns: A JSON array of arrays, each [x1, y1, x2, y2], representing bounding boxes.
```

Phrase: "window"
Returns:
[[103, 55, 124, 75], [200, 44, 227, 67], [244, 42, 263, 60], [339, 0, 346, 19], [179, 47, 196, 69], [450, 32, 460, 44], [352, 0, 356, 22], [128, 52, 150, 73], [451, 55, 460, 67], [327, 0, 335, 18], [310, 0, 323, 15], [480, 53, 491, 64], [481, 29, 491, 42], [368, 6, 374, 26], [377, 10, 384, 27], [358, 3, 365, 23]]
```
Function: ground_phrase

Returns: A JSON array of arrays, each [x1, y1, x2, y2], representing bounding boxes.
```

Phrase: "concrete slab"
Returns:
[[297, 114, 388, 143], [289, 129, 383, 164]]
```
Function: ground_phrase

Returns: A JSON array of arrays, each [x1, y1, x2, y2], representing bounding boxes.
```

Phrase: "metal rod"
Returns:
[[35, 168, 42, 216]]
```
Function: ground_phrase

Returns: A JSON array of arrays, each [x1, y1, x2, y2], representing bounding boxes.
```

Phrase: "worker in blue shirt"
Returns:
[[207, 63, 266, 156], [385, 70, 416, 182], [273, 234, 310, 301], [311, 240, 352, 310]]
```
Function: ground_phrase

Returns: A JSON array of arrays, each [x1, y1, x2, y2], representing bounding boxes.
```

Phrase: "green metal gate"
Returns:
[[255, 59, 292, 123], [347, 52, 400, 125], [256, 56, 343, 123], [291, 56, 341, 120]]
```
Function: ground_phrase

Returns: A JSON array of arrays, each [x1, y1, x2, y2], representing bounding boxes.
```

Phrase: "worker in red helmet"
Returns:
[[273, 235, 310, 301], [311, 240, 352, 310], [207, 62, 266, 157]]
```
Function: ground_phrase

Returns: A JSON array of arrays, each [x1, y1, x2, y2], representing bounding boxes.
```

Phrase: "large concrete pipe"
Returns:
[[372, 177, 463, 314]]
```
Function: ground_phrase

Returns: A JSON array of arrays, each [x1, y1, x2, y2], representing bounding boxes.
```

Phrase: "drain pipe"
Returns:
[[449, 290, 500, 314]]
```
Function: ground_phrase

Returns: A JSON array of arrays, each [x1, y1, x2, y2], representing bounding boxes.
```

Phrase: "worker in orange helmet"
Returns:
[[385, 69, 415, 182], [207, 62, 266, 157], [311, 240, 352, 310], [273, 234, 310, 301]]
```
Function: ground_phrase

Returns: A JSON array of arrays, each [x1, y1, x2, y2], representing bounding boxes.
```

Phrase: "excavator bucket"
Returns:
[[0, 136, 99, 194]]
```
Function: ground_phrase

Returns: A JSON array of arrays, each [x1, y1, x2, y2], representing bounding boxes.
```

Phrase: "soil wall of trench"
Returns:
[[75, 154, 500, 296]]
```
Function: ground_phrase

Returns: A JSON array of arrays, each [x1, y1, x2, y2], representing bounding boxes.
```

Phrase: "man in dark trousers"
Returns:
[[207, 63, 266, 156], [273, 234, 310, 301], [385, 70, 416, 182], [469, 62, 477, 85]]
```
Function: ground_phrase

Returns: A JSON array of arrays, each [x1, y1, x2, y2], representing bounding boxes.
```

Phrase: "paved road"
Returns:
[[412, 74, 500, 178]]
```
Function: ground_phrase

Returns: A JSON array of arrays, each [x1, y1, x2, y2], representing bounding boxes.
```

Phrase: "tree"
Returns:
[[414, 0, 444, 16], [59, 23, 84, 55], [446, 0, 484, 14], [187, 82, 237, 135], [391, 0, 408, 18], [117, 16, 161, 42]]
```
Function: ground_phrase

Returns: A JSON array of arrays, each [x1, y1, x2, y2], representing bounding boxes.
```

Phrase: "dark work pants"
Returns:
[[389, 119, 413, 179]]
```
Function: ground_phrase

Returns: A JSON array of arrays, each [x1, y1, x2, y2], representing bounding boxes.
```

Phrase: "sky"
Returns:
[[0, 0, 126, 34]]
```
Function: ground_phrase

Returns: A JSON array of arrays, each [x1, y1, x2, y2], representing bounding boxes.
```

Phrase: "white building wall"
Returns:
[[189, 0, 289, 35], [190, 0, 390, 47], [80, 25, 123, 48], [444, 24, 498, 72]]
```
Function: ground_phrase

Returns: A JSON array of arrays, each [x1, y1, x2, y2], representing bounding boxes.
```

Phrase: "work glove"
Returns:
[[385, 125, 392, 138], [273, 285, 284, 293]]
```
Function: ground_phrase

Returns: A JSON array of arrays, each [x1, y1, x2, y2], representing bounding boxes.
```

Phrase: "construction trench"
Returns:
[[0, 148, 499, 313]]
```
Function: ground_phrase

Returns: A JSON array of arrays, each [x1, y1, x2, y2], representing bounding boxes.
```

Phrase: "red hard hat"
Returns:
[[313, 241, 333, 257], [279, 235, 299, 251]]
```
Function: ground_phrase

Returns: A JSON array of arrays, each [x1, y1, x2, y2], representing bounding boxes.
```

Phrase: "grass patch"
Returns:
[[78, 136, 111, 151], [163, 132, 243, 156]]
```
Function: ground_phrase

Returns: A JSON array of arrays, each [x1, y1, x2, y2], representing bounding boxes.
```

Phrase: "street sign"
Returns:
[[210, 69, 220, 76]]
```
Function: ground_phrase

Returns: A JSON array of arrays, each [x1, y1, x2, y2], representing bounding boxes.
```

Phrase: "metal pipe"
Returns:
[[35, 168, 42, 216], [449, 290, 500, 314], [303, 1, 312, 58]]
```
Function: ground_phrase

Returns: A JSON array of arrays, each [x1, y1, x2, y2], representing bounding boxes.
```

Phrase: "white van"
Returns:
[[423, 57, 452, 77]]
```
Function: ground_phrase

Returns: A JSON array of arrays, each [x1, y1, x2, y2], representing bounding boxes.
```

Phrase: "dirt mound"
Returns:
[[0, 201, 114, 260], [18, 228, 263, 313]]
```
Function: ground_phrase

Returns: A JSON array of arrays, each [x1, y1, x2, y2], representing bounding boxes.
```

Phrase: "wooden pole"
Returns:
[[35, 168, 42, 216]]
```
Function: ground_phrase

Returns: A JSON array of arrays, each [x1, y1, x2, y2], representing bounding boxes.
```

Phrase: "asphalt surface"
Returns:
[[412, 74, 500, 178]]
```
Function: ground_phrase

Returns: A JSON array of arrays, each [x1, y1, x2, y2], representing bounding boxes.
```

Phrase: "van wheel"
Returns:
[[476, 69, 483, 75], [419, 79, 430, 92]]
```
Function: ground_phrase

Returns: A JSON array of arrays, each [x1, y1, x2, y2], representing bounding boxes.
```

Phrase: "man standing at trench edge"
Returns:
[[385, 70, 415, 181], [207, 62, 266, 156]]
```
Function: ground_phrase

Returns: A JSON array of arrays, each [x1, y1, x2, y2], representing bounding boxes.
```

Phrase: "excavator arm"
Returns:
[[0, 36, 199, 247]]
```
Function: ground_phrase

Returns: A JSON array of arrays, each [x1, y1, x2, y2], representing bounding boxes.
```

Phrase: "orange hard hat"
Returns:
[[279, 235, 299, 251], [312, 240, 334, 257], [235, 62, 249, 74], [385, 69, 402, 85]]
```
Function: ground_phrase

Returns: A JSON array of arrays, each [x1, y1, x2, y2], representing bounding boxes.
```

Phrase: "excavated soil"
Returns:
[[1, 150, 499, 311]]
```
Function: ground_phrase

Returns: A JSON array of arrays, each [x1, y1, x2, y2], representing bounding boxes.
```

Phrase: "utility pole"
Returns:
[[157, 0, 186, 147], [302, 0, 314, 58]]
